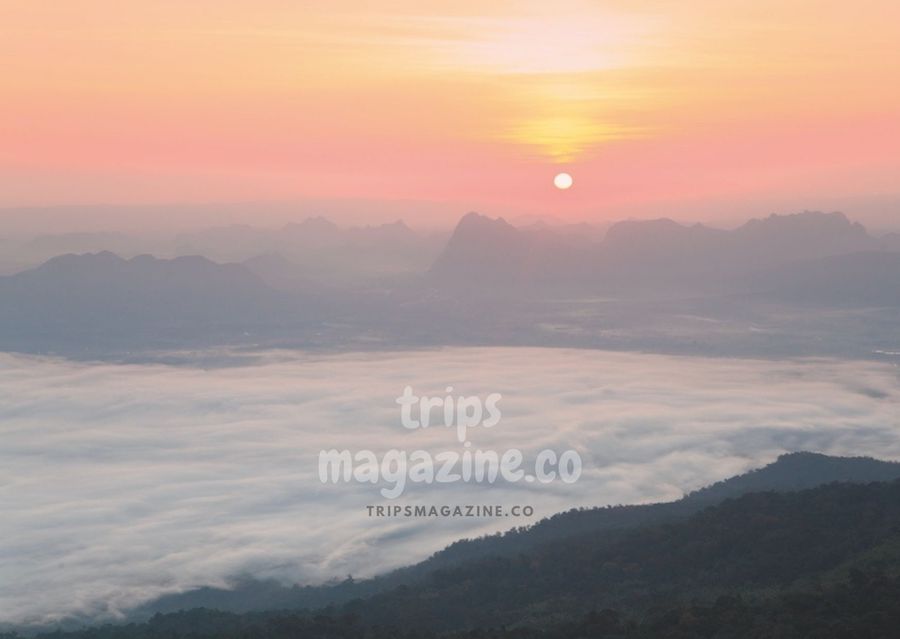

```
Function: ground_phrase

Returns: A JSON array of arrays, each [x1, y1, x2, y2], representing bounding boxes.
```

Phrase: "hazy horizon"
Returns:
[[4, 2, 900, 230], [3, 199, 900, 238]]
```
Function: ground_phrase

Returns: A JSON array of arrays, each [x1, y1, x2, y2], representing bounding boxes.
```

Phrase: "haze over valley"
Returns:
[[1, 209, 898, 361]]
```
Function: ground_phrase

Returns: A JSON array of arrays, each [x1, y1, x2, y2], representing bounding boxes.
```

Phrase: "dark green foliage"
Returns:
[[12, 572, 900, 639], [19, 477, 900, 639], [334, 480, 900, 630], [137, 453, 900, 617]]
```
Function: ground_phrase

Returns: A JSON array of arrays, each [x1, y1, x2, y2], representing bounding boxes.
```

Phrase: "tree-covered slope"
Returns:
[[16, 478, 900, 639]]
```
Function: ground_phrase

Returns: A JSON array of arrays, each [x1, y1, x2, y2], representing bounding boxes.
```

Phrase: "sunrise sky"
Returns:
[[2, 0, 900, 228]]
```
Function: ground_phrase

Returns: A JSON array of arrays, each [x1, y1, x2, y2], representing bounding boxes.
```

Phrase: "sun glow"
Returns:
[[553, 172, 573, 190], [2, 1, 900, 214], [405, 6, 656, 162]]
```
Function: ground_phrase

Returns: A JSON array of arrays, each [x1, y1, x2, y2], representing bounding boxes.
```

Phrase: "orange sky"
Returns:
[[2, 0, 900, 228]]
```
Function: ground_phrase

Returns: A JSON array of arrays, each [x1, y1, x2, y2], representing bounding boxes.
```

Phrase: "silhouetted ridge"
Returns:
[[132, 452, 900, 620], [428, 210, 892, 297], [688, 451, 900, 504], [0, 252, 297, 354], [89, 476, 900, 637]]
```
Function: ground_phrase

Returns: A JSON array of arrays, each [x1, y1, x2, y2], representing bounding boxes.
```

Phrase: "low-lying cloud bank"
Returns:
[[1, 347, 898, 624]]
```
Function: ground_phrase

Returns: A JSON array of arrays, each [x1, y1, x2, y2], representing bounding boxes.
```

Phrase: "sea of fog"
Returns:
[[1, 347, 899, 624]]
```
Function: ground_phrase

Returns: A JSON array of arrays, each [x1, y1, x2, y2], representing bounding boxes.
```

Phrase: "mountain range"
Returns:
[[174, 218, 446, 286], [1, 210, 899, 357], [0, 252, 303, 355], [430, 210, 898, 299]]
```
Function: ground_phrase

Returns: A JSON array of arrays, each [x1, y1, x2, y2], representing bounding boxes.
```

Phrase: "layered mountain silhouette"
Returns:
[[428, 212, 592, 291], [429, 210, 892, 298], [26, 232, 146, 259], [0, 252, 300, 353], [175, 218, 444, 285], [2, 210, 898, 355]]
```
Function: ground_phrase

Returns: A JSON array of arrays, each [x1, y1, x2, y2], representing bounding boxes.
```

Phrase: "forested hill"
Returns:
[[21, 573, 900, 639], [338, 479, 900, 629], [414, 451, 900, 570], [17, 478, 900, 639], [137, 452, 900, 618]]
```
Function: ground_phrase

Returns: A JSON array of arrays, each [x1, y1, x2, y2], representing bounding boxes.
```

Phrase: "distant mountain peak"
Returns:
[[39, 250, 126, 270], [510, 213, 565, 228], [444, 214, 521, 250], [606, 217, 680, 238], [285, 216, 339, 232], [65, 250, 121, 260], [738, 210, 865, 234], [356, 219, 417, 237], [428, 214, 524, 286], [454, 212, 515, 234]]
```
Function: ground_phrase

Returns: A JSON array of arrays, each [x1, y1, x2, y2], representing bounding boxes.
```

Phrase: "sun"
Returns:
[[553, 172, 573, 190]]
